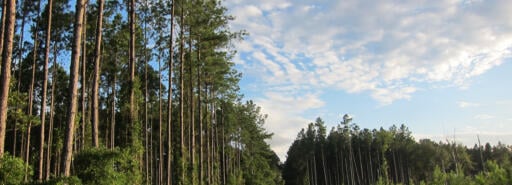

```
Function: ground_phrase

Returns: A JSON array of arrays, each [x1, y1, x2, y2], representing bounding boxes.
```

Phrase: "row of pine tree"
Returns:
[[0, 0, 283, 184], [283, 116, 512, 185]]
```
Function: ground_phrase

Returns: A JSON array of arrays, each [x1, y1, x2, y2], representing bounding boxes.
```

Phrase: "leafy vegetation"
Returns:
[[0, 153, 32, 185]]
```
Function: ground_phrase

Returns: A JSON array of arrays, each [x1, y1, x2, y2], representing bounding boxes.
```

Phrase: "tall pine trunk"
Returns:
[[142, 1, 150, 182], [0, 0, 16, 157], [46, 45, 57, 180], [188, 26, 196, 184], [38, 0, 54, 180], [110, 52, 117, 149], [62, 0, 87, 176], [158, 51, 164, 185], [0, 0, 7, 56], [80, 2, 87, 150], [91, 0, 104, 148], [13, 0, 28, 157], [128, 0, 136, 143], [197, 42, 203, 185], [179, 1, 186, 183], [25, 1, 42, 181], [167, 2, 175, 184]]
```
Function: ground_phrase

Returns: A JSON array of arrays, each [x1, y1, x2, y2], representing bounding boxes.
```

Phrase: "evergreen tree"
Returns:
[[62, 0, 87, 177]]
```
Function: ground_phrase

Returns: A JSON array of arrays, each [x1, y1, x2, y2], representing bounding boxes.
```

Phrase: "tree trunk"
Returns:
[[38, 0, 54, 180], [62, 0, 87, 176], [206, 86, 210, 185], [142, 1, 149, 183], [110, 52, 117, 149], [13, 0, 28, 157], [46, 44, 57, 180], [188, 26, 195, 184], [179, 2, 186, 183], [158, 52, 164, 185], [197, 43, 203, 185], [25, 1, 42, 181], [0, 0, 16, 157], [128, 0, 136, 145], [0, 0, 7, 57], [91, 0, 104, 148], [167, 2, 175, 185], [144, 52, 149, 185], [80, 2, 88, 150]]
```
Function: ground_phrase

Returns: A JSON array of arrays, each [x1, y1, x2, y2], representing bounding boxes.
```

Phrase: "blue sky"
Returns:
[[224, 0, 512, 160]]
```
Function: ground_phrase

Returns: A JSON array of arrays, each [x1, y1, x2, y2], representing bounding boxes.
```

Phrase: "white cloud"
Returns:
[[414, 132, 512, 146], [256, 91, 324, 160], [225, 0, 512, 160], [229, 0, 512, 104], [457, 101, 480, 108], [415, 122, 512, 146], [474, 114, 495, 120]]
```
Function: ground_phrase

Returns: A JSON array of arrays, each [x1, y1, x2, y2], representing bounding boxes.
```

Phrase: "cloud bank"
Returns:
[[226, 0, 512, 160]]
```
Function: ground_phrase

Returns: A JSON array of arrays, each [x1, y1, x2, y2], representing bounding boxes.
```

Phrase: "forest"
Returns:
[[283, 115, 512, 185], [0, 0, 282, 184], [1, 0, 512, 185]]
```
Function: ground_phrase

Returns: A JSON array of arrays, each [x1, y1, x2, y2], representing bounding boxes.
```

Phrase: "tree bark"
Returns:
[[142, 1, 149, 183], [80, 1, 88, 150], [46, 44, 57, 180], [38, 0, 54, 180], [110, 52, 117, 149], [158, 52, 163, 185], [188, 25, 196, 184], [167, 1, 175, 185], [129, 0, 136, 142], [0, 0, 7, 57], [91, 0, 104, 148], [179, 2, 186, 183], [0, 0, 16, 157], [25, 1, 42, 181], [62, 0, 87, 176], [197, 42, 203, 185]]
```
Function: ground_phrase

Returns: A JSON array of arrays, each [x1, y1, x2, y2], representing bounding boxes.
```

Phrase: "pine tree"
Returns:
[[91, 0, 104, 148], [0, 0, 8, 57], [0, 0, 17, 157], [24, 2, 42, 179], [62, 0, 87, 176], [167, 1, 175, 184], [38, 0, 53, 180]]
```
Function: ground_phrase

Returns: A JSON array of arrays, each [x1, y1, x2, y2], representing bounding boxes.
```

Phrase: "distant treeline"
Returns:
[[282, 115, 512, 185]]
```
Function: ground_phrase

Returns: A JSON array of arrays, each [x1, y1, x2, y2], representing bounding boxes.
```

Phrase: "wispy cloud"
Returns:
[[255, 91, 324, 160], [226, 0, 512, 159], [229, 0, 512, 104], [474, 114, 495, 120], [457, 101, 480, 108]]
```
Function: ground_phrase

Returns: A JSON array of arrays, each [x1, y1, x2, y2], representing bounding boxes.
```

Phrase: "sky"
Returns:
[[223, 0, 512, 161]]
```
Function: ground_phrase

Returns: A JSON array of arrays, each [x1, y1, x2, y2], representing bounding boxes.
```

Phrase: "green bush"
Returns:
[[0, 153, 32, 185], [74, 148, 141, 185], [37, 176, 82, 185], [474, 161, 511, 185]]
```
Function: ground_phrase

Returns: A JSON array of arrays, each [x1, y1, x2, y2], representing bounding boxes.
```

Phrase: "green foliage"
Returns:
[[226, 173, 243, 185], [234, 101, 283, 185], [283, 117, 512, 185], [474, 161, 512, 185], [37, 176, 82, 185], [7, 90, 41, 130], [0, 153, 32, 185], [73, 148, 141, 185]]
